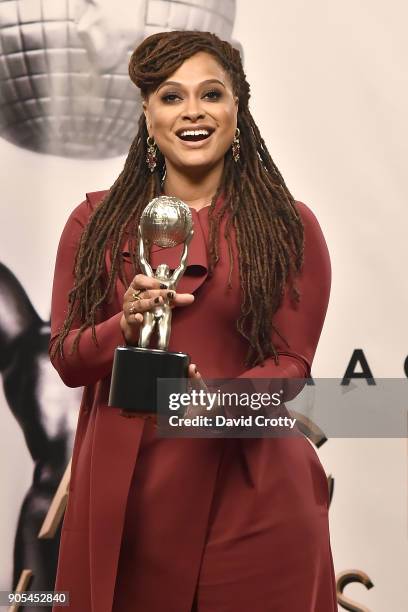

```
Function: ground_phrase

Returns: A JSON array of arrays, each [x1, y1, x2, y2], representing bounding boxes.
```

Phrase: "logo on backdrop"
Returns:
[[0, 0, 238, 158]]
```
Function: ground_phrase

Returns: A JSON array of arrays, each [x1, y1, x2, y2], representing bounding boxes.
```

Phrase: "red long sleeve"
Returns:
[[48, 198, 125, 388]]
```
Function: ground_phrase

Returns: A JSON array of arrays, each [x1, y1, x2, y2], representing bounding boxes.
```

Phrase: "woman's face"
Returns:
[[143, 52, 238, 174]]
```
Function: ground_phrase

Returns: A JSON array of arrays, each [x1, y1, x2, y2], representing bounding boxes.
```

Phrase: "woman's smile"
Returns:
[[175, 124, 216, 147]]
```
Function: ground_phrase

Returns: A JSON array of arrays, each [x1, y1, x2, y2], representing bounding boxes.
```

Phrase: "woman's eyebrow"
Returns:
[[156, 78, 226, 92]]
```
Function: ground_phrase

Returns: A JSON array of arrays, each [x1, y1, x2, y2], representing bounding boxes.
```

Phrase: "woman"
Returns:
[[49, 31, 336, 612]]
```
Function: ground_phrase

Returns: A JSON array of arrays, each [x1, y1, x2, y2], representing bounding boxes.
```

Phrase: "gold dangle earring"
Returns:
[[146, 136, 157, 172], [232, 127, 240, 162]]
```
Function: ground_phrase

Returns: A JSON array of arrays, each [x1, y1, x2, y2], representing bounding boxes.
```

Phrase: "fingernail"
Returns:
[[154, 297, 160, 304], [160, 283, 167, 289], [167, 291, 174, 300]]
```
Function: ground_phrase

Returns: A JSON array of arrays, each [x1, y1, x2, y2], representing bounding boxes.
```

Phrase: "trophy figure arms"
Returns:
[[138, 226, 154, 277], [171, 229, 194, 286]]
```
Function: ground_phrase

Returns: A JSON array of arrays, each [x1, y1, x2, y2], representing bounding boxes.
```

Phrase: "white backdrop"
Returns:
[[1, 1, 407, 610]]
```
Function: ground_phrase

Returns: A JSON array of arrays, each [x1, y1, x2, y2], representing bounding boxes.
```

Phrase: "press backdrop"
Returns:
[[1, 1, 407, 610]]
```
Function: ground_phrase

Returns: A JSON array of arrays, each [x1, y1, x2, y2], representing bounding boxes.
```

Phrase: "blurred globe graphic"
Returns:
[[0, 0, 236, 159]]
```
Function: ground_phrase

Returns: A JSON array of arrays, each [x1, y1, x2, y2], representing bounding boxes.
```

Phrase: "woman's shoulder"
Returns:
[[67, 189, 110, 226], [294, 200, 327, 240], [85, 189, 110, 209], [294, 200, 320, 226], [294, 200, 330, 268]]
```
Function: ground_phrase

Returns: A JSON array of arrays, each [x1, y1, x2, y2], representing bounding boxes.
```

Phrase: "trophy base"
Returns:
[[108, 346, 190, 414]]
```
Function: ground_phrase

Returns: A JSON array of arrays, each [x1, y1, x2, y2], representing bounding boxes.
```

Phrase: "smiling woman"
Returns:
[[49, 30, 336, 612], [143, 53, 238, 179]]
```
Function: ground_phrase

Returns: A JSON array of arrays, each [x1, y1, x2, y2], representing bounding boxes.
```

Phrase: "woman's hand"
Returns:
[[183, 370, 225, 419], [120, 273, 194, 345]]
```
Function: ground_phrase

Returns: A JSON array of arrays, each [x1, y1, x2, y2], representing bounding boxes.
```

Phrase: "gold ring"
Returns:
[[132, 290, 142, 300]]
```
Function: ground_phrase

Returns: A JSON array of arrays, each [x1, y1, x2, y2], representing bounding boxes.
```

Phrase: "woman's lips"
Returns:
[[176, 130, 215, 147]]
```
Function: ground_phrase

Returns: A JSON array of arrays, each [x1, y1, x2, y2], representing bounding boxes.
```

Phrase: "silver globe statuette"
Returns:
[[138, 196, 194, 351]]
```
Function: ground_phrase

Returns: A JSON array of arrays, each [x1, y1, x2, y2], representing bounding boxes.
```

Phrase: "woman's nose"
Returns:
[[181, 98, 205, 121]]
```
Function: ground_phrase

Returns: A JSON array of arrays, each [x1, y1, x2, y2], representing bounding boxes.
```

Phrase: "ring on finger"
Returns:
[[132, 289, 142, 300]]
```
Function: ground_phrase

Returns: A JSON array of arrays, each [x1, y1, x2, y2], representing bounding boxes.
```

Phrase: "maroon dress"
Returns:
[[49, 190, 336, 612]]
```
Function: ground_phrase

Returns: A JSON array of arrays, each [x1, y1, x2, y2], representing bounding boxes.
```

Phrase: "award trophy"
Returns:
[[109, 196, 193, 415]]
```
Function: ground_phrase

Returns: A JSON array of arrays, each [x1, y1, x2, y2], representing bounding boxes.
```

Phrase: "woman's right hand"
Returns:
[[120, 274, 194, 345]]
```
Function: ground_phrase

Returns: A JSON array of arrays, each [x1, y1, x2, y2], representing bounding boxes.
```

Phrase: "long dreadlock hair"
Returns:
[[51, 30, 304, 368]]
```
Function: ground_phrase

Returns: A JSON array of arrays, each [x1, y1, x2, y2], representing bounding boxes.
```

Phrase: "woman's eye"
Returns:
[[161, 93, 181, 103], [204, 90, 222, 100], [161, 90, 222, 103]]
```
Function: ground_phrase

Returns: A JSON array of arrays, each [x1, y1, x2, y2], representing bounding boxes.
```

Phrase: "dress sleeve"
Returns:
[[48, 199, 125, 388], [238, 201, 331, 380]]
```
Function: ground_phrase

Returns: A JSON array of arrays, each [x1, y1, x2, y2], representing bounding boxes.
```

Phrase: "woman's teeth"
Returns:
[[178, 129, 211, 141]]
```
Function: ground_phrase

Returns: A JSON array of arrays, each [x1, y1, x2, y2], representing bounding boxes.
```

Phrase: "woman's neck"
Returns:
[[162, 161, 223, 211]]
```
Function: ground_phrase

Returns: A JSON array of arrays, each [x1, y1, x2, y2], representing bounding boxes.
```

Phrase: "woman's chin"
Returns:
[[172, 154, 224, 174]]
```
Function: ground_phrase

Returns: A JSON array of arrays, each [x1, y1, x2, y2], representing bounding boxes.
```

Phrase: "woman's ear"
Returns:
[[142, 100, 152, 136], [233, 97, 239, 124]]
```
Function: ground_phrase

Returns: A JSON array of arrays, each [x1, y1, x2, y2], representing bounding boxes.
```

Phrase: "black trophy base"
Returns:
[[108, 346, 190, 415]]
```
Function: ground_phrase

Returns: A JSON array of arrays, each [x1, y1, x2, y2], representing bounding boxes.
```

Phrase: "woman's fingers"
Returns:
[[188, 363, 201, 379], [127, 294, 165, 317], [128, 288, 171, 301], [184, 366, 213, 420], [173, 293, 194, 307], [125, 290, 194, 312], [125, 272, 196, 308], [188, 364, 212, 397], [128, 274, 163, 292], [188, 364, 210, 394], [126, 311, 143, 324]]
